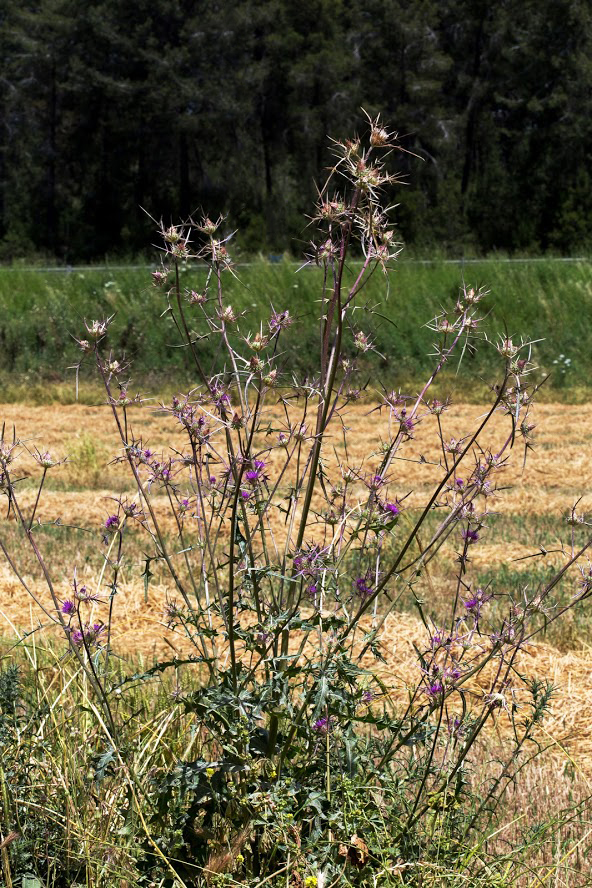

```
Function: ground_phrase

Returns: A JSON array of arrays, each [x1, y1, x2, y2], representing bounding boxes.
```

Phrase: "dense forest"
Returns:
[[1, 0, 592, 261]]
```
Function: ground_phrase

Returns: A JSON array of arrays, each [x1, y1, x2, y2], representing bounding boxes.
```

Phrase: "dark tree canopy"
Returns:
[[1, 0, 591, 260]]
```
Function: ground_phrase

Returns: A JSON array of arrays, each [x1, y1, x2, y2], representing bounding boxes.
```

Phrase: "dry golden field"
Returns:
[[1, 398, 592, 784]]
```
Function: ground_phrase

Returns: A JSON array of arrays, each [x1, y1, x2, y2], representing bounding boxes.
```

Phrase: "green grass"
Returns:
[[0, 257, 591, 401]]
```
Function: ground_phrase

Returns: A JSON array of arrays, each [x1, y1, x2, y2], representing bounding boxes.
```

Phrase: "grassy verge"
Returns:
[[0, 257, 591, 401]]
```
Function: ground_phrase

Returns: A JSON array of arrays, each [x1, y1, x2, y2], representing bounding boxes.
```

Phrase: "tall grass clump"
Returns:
[[1, 116, 592, 887]]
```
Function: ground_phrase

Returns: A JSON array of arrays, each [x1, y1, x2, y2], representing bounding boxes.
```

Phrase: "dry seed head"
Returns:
[[370, 125, 391, 147]]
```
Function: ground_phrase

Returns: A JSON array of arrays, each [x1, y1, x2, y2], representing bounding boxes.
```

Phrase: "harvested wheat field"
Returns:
[[1, 398, 592, 775]]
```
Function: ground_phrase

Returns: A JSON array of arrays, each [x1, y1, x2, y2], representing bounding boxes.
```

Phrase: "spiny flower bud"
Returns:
[[0, 442, 17, 466], [218, 304, 237, 324], [294, 423, 308, 442], [355, 160, 382, 189], [498, 337, 519, 358], [438, 318, 455, 334], [85, 317, 112, 340], [318, 197, 347, 222], [199, 217, 219, 235], [247, 332, 269, 352], [343, 138, 361, 159], [33, 450, 61, 469], [316, 238, 337, 263], [188, 289, 207, 305], [354, 331, 371, 352], [163, 225, 182, 244], [152, 269, 169, 287]]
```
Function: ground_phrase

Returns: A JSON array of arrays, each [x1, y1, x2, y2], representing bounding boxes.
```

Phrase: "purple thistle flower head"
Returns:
[[268, 309, 293, 335], [383, 501, 400, 518], [70, 628, 84, 646], [104, 514, 120, 530], [362, 690, 374, 703], [448, 716, 466, 737], [61, 600, 75, 615], [312, 716, 333, 735], [461, 528, 479, 544], [240, 489, 251, 500], [244, 469, 260, 484], [293, 543, 327, 580], [455, 478, 464, 488], [179, 498, 190, 511], [445, 666, 461, 683], [463, 587, 491, 618], [70, 622, 106, 647], [354, 576, 373, 598], [427, 680, 444, 698], [430, 629, 446, 649]]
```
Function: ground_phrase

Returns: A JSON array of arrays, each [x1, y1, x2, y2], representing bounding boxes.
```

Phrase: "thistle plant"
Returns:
[[1, 115, 591, 887]]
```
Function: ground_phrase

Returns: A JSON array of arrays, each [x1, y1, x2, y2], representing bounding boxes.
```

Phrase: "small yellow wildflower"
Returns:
[[205, 767, 215, 778]]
